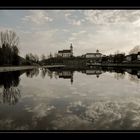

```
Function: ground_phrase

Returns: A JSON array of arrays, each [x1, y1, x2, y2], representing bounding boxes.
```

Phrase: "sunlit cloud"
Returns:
[[22, 10, 53, 25]]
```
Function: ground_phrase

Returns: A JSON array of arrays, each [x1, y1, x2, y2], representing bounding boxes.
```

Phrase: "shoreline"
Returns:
[[98, 63, 140, 68], [1, 63, 140, 73], [0, 66, 39, 72]]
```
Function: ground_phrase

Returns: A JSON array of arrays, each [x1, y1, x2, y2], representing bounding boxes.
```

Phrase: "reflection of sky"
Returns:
[[0, 70, 140, 130]]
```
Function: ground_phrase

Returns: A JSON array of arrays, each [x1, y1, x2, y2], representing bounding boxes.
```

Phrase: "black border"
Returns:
[[1, 3, 140, 136], [0, 0, 140, 8]]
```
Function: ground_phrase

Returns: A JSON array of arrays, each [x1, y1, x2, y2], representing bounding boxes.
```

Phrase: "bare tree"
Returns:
[[34, 54, 39, 62], [0, 30, 19, 48], [0, 30, 20, 65], [129, 45, 140, 54], [41, 54, 46, 61], [49, 52, 53, 58]]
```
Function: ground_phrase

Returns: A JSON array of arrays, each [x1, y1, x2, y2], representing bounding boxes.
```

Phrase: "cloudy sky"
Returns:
[[1, 10, 140, 58]]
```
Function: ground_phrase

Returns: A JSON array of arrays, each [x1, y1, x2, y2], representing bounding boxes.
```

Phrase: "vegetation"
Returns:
[[0, 30, 40, 66], [25, 53, 39, 65], [1, 30, 140, 67], [0, 30, 20, 66], [129, 45, 140, 54]]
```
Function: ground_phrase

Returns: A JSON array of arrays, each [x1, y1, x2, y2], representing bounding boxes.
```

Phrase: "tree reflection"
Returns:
[[40, 68, 74, 84], [126, 69, 140, 83], [47, 70, 53, 79], [0, 71, 22, 105], [41, 68, 48, 78], [114, 72, 125, 80], [128, 74, 139, 84], [3, 86, 20, 105], [39, 67, 140, 84], [25, 68, 39, 78]]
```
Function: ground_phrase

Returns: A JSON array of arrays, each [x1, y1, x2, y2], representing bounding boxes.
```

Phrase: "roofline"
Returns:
[[85, 53, 102, 55]]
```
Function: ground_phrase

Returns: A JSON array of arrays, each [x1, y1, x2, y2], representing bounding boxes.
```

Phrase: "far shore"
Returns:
[[0, 66, 40, 72], [1, 63, 140, 73]]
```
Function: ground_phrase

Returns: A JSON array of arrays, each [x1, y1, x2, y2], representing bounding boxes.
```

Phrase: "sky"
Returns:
[[1, 10, 140, 58]]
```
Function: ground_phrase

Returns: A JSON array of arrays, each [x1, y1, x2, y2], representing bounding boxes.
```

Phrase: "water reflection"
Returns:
[[0, 71, 23, 105], [40, 66, 140, 84], [25, 68, 39, 78], [1, 67, 140, 129]]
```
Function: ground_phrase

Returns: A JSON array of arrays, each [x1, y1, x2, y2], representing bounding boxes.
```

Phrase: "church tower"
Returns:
[[70, 43, 73, 57]]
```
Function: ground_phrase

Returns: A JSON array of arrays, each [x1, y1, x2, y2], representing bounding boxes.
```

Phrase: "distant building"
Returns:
[[57, 44, 73, 58], [85, 50, 102, 58]]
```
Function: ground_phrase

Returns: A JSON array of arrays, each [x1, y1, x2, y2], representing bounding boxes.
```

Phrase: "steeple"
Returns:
[[70, 43, 73, 56], [70, 43, 73, 51]]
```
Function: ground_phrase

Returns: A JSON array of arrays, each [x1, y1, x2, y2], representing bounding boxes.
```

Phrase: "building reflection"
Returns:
[[58, 71, 73, 84], [43, 68, 74, 84], [81, 66, 103, 78], [0, 71, 24, 105], [40, 67, 140, 84], [42, 66, 104, 83]]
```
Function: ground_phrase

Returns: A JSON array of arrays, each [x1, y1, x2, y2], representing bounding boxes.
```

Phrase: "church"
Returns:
[[57, 44, 73, 58]]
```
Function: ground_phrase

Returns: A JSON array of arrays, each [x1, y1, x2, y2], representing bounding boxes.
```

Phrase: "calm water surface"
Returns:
[[0, 67, 140, 130]]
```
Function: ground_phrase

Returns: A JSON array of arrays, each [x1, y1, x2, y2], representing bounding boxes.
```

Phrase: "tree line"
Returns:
[[1, 30, 140, 66], [0, 30, 47, 66]]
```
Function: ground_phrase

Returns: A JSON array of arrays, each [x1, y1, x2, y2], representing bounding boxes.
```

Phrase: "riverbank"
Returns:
[[0, 66, 39, 72], [100, 63, 140, 68]]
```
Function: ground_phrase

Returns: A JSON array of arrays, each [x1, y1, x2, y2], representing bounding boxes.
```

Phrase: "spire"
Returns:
[[70, 43, 73, 57], [70, 43, 73, 50]]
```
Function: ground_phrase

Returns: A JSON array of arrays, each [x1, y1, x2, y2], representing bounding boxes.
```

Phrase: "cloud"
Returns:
[[25, 103, 55, 119], [2, 10, 140, 57], [22, 10, 53, 25], [65, 11, 83, 26], [51, 114, 91, 130], [84, 98, 140, 129], [84, 10, 140, 25], [72, 20, 81, 26], [19, 29, 59, 56]]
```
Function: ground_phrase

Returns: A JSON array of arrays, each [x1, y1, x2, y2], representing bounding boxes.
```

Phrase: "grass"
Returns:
[[0, 66, 39, 72]]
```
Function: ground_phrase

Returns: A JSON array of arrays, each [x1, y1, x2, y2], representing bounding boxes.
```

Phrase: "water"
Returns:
[[0, 67, 140, 130]]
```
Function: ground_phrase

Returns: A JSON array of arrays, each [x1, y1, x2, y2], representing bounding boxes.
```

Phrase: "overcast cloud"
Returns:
[[1, 10, 140, 58]]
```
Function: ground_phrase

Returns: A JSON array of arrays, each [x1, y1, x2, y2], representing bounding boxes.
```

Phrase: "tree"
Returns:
[[25, 54, 30, 61], [114, 53, 125, 63], [54, 53, 58, 58], [129, 45, 140, 54], [49, 52, 53, 58], [12, 45, 19, 65], [34, 54, 39, 63], [41, 54, 46, 61], [25, 53, 39, 65], [0, 30, 20, 66], [0, 30, 19, 49]]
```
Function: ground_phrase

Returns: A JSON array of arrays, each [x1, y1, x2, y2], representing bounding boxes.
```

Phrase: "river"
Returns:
[[0, 67, 140, 130]]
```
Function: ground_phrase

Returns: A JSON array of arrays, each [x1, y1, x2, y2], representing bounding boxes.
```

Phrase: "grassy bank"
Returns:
[[0, 66, 39, 72]]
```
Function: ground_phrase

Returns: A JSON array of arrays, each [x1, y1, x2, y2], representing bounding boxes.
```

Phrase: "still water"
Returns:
[[0, 67, 140, 130]]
